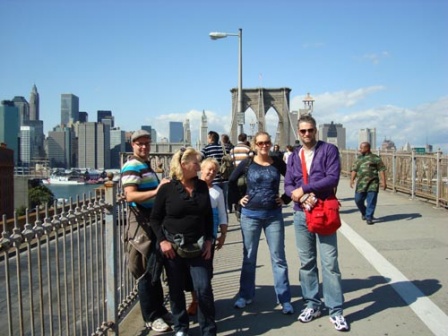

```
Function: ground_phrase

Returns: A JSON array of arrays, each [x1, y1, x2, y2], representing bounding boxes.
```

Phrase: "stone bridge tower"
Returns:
[[229, 87, 296, 148]]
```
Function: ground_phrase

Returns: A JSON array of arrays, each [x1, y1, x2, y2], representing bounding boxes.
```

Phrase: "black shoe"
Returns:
[[366, 219, 374, 225], [361, 215, 366, 220]]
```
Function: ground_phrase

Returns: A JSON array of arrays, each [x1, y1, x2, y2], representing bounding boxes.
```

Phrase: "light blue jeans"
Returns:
[[293, 210, 344, 317], [238, 212, 292, 304], [355, 191, 378, 220]]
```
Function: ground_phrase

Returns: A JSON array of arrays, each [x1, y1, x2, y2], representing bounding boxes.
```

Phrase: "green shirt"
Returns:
[[351, 152, 386, 192]]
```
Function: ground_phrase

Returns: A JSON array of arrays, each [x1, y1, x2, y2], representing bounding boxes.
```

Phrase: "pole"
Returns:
[[238, 28, 243, 135]]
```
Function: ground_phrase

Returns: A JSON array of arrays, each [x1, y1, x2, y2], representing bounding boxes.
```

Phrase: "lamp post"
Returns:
[[209, 28, 243, 136]]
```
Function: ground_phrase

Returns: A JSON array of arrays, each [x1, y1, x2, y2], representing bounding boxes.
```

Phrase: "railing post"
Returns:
[[411, 150, 416, 200], [104, 181, 118, 335], [436, 151, 441, 208], [392, 150, 396, 192]]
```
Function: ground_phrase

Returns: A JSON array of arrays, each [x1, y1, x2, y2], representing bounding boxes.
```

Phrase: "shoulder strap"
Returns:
[[221, 142, 227, 155], [300, 149, 308, 185]]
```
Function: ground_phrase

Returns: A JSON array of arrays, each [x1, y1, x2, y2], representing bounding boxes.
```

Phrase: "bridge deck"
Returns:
[[120, 176, 448, 336]]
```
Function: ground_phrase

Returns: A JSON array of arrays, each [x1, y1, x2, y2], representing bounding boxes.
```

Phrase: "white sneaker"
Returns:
[[146, 317, 171, 332], [330, 315, 349, 331], [282, 302, 294, 314], [175, 332, 189, 336], [298, 307, 321, 323], [234, 297, 253, 308]]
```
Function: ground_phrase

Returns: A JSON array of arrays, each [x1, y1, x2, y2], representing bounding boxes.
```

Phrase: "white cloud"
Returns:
[[148, 89, 448, 154], [362, 51, 390, 64]]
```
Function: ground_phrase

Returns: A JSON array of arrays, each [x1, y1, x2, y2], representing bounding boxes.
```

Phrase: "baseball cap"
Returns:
[[131, 130, 151, 142]]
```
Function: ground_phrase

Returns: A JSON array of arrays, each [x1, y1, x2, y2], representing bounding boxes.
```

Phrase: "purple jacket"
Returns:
[[284, 141, 340, 211]]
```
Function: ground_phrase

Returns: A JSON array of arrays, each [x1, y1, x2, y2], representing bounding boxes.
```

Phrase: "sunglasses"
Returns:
[[256, 141, 271, 147], [299, 128, 315, 135], [134, 141, 151, 147]]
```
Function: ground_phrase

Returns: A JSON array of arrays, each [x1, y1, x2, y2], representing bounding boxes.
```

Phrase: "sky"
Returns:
[[1, 0, 447, 152]]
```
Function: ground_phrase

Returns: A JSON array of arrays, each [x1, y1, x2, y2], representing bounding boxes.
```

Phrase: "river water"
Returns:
[[46, 183, 101, 201]]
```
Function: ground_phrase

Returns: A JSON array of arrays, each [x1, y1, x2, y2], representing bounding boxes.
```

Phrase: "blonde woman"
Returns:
[[187, 157, 228, 316], [150, 147, 216, 336]]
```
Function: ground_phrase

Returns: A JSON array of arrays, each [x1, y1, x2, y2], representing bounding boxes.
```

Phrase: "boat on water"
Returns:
[[43, 175, 86, 185]]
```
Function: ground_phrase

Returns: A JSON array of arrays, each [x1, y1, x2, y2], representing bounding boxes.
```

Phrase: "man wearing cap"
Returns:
[[121, 130, 172, 332]]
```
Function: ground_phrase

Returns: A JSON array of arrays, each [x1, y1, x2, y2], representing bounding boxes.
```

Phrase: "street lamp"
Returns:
[[209, 28, 243, 136]]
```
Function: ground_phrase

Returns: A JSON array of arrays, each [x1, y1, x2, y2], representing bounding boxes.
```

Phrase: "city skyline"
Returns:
[[0, 1, 447, 152]]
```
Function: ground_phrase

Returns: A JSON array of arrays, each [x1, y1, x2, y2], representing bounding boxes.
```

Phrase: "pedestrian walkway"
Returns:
[[120, 177, 448, 336]]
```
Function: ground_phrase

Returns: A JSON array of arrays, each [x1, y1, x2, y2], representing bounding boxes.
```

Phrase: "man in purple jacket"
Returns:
[[284, 115, 349, 332]]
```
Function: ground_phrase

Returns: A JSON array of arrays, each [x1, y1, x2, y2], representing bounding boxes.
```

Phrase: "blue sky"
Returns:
[[1, 0, 447, 152]]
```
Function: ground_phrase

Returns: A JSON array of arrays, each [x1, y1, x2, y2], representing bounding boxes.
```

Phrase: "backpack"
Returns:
[[219, 143, 235, 180]]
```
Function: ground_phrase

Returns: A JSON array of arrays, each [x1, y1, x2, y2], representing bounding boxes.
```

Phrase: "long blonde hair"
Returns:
[[169, 147, 200, 180]]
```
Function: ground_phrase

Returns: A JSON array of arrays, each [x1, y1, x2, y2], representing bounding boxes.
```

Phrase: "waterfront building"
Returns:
[[47, 126, 76, 168], [319, 121, 346, 149], [0, 100, 20, 164], [169, 121, 183, 142], [29, 84, 39, 121], [0, 144, 14, 219], [97, 110, 114, 127], [61, 94, 79, 126], [110, 127, 125, 169], [359, 128, 377, 150], [20, 126, 33, 166], [299, 92, 314, 117], [78, 122, 110, 169]]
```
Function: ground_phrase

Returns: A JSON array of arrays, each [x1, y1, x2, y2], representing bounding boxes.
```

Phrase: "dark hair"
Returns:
[[297, 115, 317, 128], [221, 134, 230, 143], [208, 131, 219, 143], [238, 133, 247, 142]]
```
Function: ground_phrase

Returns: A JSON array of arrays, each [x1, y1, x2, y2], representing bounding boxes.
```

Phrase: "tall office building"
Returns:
[[299, 93, 314, 117], [319, 121, 346, 149], [169, 121, 183, 142], [78, 122, 110, 169], [141, 125, 157, 142], [79, 111, 88, 123], [29, 84, 39, 120], [200, 110, 208, 148], [110, 128, 125, 169], [183, 119, 191, 145], [0, 100, 20, 164], [24, 119, 45, 161], [47, 126, 75, 168], [359, 128, 376, 150], [12, 96, 29, 126], [98, 110, 114, 127], [61, 94, 79, 126], [19, 126, 34, 166]]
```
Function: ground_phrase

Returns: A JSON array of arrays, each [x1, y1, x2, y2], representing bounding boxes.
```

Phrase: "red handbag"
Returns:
[[300, 149, 341, 235]]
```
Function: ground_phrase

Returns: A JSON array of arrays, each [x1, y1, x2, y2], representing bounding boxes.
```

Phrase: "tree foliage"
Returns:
[[29, 185, 55, 210]]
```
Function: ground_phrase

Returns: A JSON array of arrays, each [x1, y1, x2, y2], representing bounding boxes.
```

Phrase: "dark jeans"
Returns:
[[138, 254, 169, 323], [165, 255, 217, 335], [355, 191, 378, 220]]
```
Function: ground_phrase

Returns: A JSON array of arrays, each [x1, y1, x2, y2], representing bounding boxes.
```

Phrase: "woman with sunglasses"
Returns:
[[228, 131, 293, 314], [150, 147, 216, 336]]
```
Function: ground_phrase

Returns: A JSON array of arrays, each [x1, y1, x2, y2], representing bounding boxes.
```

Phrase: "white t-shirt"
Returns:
[[209, 185, 228, 237]]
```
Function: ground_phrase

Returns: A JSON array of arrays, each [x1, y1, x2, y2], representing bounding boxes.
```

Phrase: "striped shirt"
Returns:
[[120, 155, 159, 209], [230, 143, 251, 166]]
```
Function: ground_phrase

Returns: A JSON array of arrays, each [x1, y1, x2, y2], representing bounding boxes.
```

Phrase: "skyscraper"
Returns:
[[319, 121, 346, 149], [359, 128, 376, 150], [183, 119, 191, 145], [29, 84, 39, 120], [0, 100, 20, 164], [79, 111, 88, 123], [12, 96, 29, 126], [47, 126, 75, 168], [61, 94, 79, 126], [169, 121, 183, 142], [78, 122, 110, 169]]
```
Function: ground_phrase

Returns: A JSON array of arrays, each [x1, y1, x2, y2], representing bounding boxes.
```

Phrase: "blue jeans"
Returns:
[[137, 248, 169, 323], [293, 211, 344, 317], [218, 181, 229, 211], [164, 255, 216, 335], [238, 212, 291, 304], [355, 191, 378, 220]]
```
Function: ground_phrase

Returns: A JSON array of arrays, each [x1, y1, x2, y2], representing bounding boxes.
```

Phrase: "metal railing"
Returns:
[[0, 181, 136, 336], [340, 149, 448, 208]]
